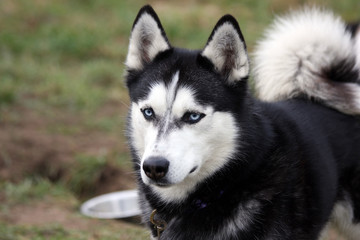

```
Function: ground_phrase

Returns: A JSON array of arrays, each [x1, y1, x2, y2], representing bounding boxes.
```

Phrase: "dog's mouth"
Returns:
[[148, 179, 172, 188], [154, 182, 171, 188], [144, 165, 199, 188], [189, 166, 198, 174]]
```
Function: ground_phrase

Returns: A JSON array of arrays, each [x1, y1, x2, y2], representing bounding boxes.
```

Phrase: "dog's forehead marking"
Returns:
[[172, 87, 202, 117], [166, 71, 180, 110], [139, 70, 180, 113], [139, 70, 202, 129], [144, 83, 167, 112], [162, 71, 180, 132], [138, 70, 194, 141]]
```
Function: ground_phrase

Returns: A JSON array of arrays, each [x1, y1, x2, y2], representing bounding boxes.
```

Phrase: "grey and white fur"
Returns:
[[253, 8, 360, 115]]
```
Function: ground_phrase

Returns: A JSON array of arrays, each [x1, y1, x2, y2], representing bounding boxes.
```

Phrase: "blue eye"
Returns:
[[182, 112, 205, 124], [144, 109, 153, 117], [190, 113, 201, 121], [142, 108, 155, 120]]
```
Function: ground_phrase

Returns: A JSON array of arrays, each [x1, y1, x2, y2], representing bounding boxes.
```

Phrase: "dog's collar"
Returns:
[[150, 209, 167, 238]]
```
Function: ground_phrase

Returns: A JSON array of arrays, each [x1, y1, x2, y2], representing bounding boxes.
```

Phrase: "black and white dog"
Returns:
[[125, 5, 360, 239]]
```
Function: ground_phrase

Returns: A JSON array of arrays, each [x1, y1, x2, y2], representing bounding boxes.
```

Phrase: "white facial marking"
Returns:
[[130, 71, 239, 202], [130, 83, 166, 160]]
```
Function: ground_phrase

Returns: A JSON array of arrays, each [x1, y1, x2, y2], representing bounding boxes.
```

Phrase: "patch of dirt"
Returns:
[[0, 102, 135, 194], [5, 200, 92, 230], [0, 125, 74, 182], [92, 164, 136, 196]]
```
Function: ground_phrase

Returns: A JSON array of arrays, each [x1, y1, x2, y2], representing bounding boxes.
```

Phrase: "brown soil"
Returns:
[[0, 102, 135, 194], [5, 200, 93, 230]]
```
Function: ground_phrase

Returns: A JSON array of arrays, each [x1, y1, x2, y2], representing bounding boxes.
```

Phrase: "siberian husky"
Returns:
[[125, 5, 360, 240]]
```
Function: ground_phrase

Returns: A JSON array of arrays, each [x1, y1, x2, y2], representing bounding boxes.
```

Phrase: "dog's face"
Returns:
[[125, 5, 249, 202]]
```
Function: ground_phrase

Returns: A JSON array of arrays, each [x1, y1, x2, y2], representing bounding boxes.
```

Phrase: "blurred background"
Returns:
[[0, 0, 358, 239]]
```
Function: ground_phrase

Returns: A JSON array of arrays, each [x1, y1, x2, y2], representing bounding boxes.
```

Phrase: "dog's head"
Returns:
[[125, 5, 250, 202]]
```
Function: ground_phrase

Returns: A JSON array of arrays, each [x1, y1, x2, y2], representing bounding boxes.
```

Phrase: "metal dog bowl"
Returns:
[[80, 189, 141, 219]]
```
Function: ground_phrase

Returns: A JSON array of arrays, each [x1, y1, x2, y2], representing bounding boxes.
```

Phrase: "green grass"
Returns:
[[0, 0, 138, 113], [1, 178, 70, 205], [0, 0, 359, 239], [0, 223, 149, 240], [0, 224, 70, 240], [0, 0, 359, 113]]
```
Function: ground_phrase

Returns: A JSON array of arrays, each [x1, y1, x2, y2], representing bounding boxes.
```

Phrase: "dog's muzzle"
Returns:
[[143, 156, 169, 181]]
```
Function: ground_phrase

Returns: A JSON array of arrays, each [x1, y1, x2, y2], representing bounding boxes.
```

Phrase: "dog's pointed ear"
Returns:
[[201, 15, 249, 83], [125, 5, 171, 72]]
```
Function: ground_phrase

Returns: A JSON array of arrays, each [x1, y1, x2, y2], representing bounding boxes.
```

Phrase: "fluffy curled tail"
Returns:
[[253, 8, 360, 115]]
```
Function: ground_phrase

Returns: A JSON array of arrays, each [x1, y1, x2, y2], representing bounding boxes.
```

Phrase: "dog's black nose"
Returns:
[[143, 157, 169, 181]]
